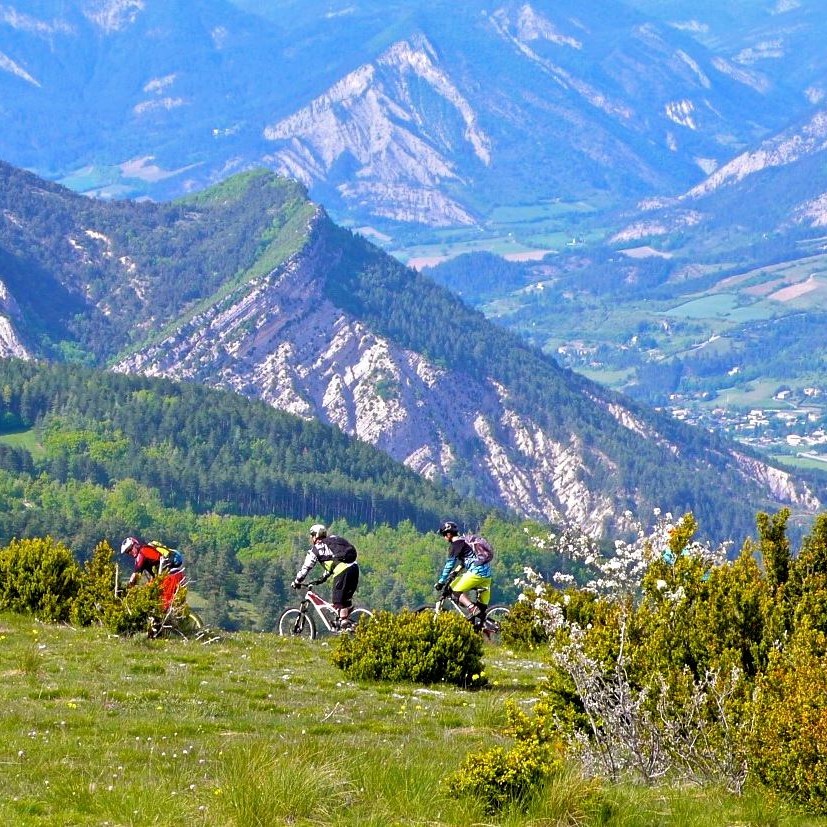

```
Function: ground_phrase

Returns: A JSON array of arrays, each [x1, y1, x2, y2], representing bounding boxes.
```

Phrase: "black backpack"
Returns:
[[321, 535, 357, 564]]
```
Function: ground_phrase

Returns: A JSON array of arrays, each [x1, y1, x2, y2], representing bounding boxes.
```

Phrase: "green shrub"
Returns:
[[446, 699, 563, 813], [69, 540, 120, 627], [0, 536, 80, 621], [103, 580, 163, 636], [748, 626, 827, 813], [331, 609, 486, 686], [499, 598, 550, 649]]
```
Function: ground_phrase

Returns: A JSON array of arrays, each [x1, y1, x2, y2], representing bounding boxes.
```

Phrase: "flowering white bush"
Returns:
[[520, 509, 730, 604], [516, 509, 746, 789]]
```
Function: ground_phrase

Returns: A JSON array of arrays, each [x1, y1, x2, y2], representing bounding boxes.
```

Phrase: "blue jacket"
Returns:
[[439, 537, 492, 582]]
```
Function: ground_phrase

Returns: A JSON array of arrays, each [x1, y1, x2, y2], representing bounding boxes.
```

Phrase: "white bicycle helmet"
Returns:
[[120, 537, 139, 555], [309, 524, 327, 540]]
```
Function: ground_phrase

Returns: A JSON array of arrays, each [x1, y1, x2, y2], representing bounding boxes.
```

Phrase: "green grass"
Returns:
[[576, 366, 638, 386], [704, 379, 793, 409], [0, 428, 43, 455], [773, 454, 827, 472], [1, 611, 824, 826]]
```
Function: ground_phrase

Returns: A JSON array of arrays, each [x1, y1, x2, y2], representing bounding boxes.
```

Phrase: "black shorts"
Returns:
[[331, 564, 359, 608]]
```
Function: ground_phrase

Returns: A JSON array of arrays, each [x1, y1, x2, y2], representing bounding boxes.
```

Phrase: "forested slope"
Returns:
[[0, 359, 494, 530], [0, 359, 537, 627]]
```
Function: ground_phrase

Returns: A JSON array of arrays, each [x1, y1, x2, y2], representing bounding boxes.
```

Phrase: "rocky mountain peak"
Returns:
[[262, 32, 493, 227], [107, 202, 819, 538]]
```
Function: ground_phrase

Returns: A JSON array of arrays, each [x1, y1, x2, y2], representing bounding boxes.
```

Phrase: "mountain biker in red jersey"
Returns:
[[120, 536, 163, 588], [120, 536, 187, 612], [435, 520, 492, 629], [290, 524, 359, 630]]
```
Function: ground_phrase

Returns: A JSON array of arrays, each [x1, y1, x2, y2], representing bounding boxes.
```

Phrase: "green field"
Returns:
[[0, 428, 44, 456], [774, 454, 827, 472], [702, 379, 798, 409], [4, 610, 827, 826], [387, 197, 612, 267], [665, 293, 776, 322], [3, 611, 825, 826]]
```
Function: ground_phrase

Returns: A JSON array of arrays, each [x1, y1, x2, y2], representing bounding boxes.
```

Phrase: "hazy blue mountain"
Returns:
[[3, 2, 827, 540], [626, 0, 827, 96], [1, 0, 817, 247]]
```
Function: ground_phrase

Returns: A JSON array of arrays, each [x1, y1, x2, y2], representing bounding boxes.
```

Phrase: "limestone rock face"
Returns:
[[114, 212, 820, 536], [0, 278, 31, 360]]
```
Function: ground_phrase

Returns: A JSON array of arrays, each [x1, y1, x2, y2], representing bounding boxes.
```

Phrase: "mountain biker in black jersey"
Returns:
[[290, 524, 360, 630]]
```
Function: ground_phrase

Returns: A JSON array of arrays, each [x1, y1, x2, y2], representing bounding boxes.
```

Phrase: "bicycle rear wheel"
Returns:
[[481, 605, 510, 644], [347, 608, 373, 630], [278, 608, 316, 639]]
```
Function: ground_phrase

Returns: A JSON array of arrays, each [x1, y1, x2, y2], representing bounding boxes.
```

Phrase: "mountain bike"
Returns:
[[148, 602, 209, 640], [116, 563, 210, 642], [278, 581, 373, 639], [416, 581, 510, 643]]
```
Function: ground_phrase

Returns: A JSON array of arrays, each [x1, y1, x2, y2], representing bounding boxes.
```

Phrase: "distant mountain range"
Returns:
[[2, 0, 824, 250], [0, 161, 821, 542]]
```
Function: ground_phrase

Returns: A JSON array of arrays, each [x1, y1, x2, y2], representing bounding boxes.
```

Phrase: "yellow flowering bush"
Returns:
[[0, 536, 80, 622]]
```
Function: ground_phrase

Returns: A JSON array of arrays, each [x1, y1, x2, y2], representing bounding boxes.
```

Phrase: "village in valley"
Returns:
[[668, 385, 827, 469]]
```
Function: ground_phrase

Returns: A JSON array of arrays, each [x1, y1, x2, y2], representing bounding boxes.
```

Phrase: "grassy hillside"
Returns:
[[0, 163, 314, 363], [2, 611, 822, 827]]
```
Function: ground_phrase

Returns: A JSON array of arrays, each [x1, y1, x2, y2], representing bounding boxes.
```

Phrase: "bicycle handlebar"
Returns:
[[295, 579, 326, 589]]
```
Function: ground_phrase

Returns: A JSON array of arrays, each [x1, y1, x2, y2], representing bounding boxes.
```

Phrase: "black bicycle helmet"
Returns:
[[438, 520, 459, 537]]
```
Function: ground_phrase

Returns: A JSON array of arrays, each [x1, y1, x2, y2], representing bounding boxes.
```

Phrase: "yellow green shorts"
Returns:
[[449, 572, 492, 605]]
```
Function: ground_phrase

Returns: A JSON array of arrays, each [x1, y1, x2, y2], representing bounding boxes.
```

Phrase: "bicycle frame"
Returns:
[[295, 585, 346, 633], [279, 581, 373, 639], [418, 583, 509, 643], [430, 584, 489, 618]]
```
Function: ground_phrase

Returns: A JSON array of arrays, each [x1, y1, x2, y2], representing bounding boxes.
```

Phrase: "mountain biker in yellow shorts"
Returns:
[[435, 520, 492, 629]]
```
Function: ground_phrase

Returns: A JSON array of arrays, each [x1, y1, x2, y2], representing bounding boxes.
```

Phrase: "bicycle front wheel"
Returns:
[[278, 608, 316, 640], [175, 610, 204, 638], [481, 605, 510, 644], [185, 610, 204, 630]]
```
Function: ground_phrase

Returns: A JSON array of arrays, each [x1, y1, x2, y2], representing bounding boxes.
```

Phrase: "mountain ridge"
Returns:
[[2, 0, 812, 245], [0, 161, 821, 540]]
